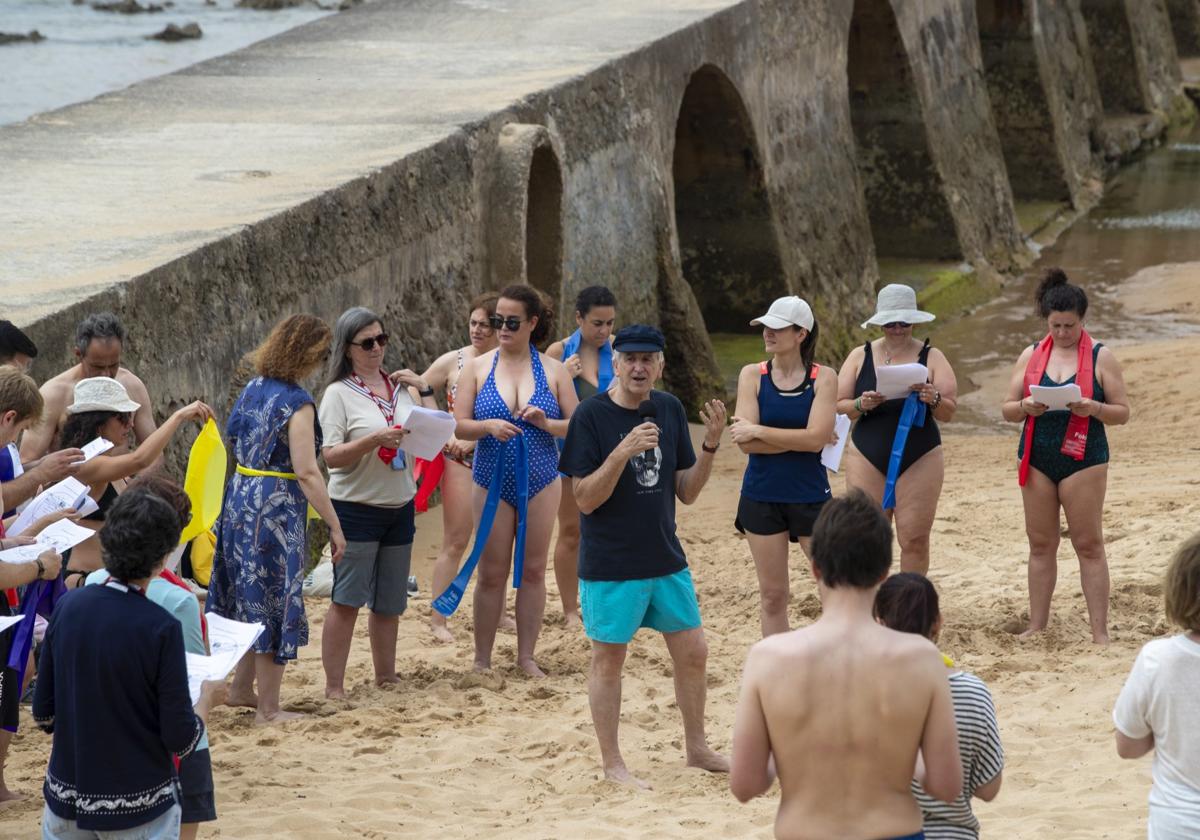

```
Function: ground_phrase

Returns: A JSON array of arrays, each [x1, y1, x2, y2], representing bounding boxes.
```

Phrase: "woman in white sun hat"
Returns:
[[836, 284, 958, 575], [729, 296, 837, 636], [59, 376, 213, 587]]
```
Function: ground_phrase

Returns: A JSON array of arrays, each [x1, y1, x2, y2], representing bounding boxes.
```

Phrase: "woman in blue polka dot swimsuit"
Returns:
[[453, 285, 579, 677]]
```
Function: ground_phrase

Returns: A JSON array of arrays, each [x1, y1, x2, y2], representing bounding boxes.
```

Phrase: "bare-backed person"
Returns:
[[730, 489, 962, 840]]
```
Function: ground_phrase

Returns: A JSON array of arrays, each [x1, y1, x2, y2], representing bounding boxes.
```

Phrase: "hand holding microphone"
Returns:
[[619, 400, 660, 458]]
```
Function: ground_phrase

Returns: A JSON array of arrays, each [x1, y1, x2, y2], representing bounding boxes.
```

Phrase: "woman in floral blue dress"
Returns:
[[208, 314, 345, 724]]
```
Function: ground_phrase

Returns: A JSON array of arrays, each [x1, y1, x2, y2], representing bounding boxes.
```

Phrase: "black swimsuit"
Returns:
[[81, 482, 119, 523], [851, 339, 941, 476]]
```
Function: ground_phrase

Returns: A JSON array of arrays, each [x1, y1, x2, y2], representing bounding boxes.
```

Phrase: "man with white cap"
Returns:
[[835, 284, 958, 575], [21, 313, 159, 473], [559, 324, 729, 789], [729, 296, 837, 637]]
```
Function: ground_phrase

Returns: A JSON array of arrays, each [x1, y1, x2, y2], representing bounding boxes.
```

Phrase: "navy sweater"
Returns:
[[33, 584, 204, 831]]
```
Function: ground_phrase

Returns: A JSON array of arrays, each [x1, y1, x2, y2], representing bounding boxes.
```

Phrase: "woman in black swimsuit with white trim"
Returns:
[[836, 284, 958, 575]]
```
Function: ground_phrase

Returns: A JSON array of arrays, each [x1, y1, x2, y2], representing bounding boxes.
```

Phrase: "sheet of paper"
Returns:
[[1029, 383, 1082, 411], [0, 615, 24, 635], [394, 405, 458, 461], [0, 518, 96, 564], [186, 614, 265, 704], [874, 363, 929, 401], [77, 437, 115, 463], [821, 413, 853, 474], [7, 477, 91, 537]]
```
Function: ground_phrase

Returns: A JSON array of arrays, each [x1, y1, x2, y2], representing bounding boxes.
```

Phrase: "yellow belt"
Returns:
[[236, 464, 298, 480]]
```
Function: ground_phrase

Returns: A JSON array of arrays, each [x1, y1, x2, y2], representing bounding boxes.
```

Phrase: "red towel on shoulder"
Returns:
[[1018, 330, 1093, 486]]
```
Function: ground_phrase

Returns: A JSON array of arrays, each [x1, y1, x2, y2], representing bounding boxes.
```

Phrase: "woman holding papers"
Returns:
[[420, 291, 500, 643], [453, 284, 578, 677], [729, 296, 836, 637], [1002, 269, 1129, 644], [319, 307, 438, 698], [836, 284, 958, 575], [57, 376, 213, 586], [208, 314, 343, 725]]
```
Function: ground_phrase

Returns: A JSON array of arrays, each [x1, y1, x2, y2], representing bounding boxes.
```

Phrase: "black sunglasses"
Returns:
[[883, 322, 911, 329], [350, 333, 389, 351], [488, 315, 525, 332]]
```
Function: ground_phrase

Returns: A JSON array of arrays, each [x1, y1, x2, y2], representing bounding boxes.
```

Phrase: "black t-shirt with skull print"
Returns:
[[559, 389, 696, 581]]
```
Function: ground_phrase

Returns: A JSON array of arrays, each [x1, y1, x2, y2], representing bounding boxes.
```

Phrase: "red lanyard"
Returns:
[[346, 373, 398, 426]]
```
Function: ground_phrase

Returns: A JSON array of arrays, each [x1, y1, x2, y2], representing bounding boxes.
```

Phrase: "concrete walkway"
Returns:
[[0, 0, 732, 326]]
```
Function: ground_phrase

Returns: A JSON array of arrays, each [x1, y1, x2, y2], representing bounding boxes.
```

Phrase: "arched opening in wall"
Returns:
[[1166, 0, 1200, 58], [975, 0, 1071, 202], [848, 0, 962, 260], [671, 64, 786, 335], [1078, 0, 1147, 115], [525, 144, 563, 310]]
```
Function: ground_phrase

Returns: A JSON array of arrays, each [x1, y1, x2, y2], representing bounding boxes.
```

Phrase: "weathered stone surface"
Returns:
[[1078, 0, 1181, 115], [147, 22, 202, 41], [1167, 0, 1200, 56]]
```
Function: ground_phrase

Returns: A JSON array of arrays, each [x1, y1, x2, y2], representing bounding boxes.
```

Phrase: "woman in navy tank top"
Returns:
[[729, 297, 837, 637]]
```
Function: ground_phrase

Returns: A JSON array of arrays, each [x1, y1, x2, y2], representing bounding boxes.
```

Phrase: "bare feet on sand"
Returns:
[[431, 621, 454, 644], [563, 610, 582, 630], [517, 657, 546, 678], [254, 709, 305, 726], [604, 763, 652, 790], [0, 788, 27, 805], [324, 686, 347, 700], [498, 613, 517, 632], [686, 746, 730, 774], [226, 690, 259, 709], [375, 675, 402, 688]]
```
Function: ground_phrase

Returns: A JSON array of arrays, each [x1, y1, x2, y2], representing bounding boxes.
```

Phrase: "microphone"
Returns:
[[637, 400, 656, 421]]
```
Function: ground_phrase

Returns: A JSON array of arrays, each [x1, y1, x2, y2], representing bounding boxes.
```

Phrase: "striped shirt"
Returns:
[[913, 671, 1004, 839]]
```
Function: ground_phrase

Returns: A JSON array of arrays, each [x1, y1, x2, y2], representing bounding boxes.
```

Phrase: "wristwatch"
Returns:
[[33, 557, 45, 580], [417, 385, 435, 398], [701, 440, 719, 454]]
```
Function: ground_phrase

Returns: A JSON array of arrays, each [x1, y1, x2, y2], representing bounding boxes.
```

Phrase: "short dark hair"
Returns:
[[575, 285, 617, 317], [0, 321, 37, 363], [76, 312, 127, 355], [127, 474, 192, 532], [469, 291, 500, 319], [499, 284, 554, 346], [100, 488, 182, 581], [810, 489, 892, 588], [874, 572, 940, 638], [1034, 268, 1088, 318]]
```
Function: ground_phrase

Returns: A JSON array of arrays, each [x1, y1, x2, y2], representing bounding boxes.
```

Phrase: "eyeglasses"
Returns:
[[883, 322, 911, 329], [488, 315, 525, 332], [468, 318, 494, 331], [350, 334, 389, 351]]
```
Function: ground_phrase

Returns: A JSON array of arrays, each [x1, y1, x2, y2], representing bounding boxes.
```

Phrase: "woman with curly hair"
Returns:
[[207, 314, 345, 724]]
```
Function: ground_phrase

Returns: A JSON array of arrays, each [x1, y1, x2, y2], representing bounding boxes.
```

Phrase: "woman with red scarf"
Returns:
[[1002, 269, 1129, 644]]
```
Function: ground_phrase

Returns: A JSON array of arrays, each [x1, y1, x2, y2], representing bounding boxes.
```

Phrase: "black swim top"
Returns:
[[851, 339, 941, 476], [81, 482, 119, 523]]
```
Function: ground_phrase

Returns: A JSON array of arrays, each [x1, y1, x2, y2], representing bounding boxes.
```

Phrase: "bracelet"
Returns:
[[854, 397, 863, 414], [701, 440, 719, 454], [417, 386, 435, 398], [34, 557, 45, 581]]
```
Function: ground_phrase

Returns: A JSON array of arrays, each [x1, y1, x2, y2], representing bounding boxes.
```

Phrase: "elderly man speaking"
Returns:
[[559, 324, 728, 789]]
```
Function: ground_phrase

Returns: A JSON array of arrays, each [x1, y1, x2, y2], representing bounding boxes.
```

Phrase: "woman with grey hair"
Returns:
[[318, 307, 437, 698]]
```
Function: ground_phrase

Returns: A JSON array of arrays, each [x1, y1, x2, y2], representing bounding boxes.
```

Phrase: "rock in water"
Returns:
[[93, 0, 166, 12], [236, 0, 308, 9], [147, 22, 203, 41], [0, 30, 46, 45]]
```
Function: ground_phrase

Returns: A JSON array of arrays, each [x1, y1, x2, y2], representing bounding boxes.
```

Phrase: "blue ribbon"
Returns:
[[882, 392, 926, 511], [432, 434, 529, 617], [561, 329, 615, 395], [5, 577, 67, 731]]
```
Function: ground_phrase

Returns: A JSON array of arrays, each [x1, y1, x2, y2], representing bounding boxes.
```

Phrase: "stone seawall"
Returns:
[[2, 0, 1192, 425]]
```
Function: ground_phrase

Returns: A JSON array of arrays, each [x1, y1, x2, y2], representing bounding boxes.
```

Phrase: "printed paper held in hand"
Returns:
[[394, 406, 457, 461], [874, 363, 929, 400], [0, 519, 96, 564], [821, 413, 852, 473], [8, 477, 99, 537], [0, 615, 25, 635], [186, 613, 265, 704], [1029, 384, 1082, 411]]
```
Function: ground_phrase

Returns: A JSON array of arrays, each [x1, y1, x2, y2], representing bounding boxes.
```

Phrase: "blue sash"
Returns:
[[562, 329, 615, 395], [882, 392, 926, 511], [432, 435, 529, 616]]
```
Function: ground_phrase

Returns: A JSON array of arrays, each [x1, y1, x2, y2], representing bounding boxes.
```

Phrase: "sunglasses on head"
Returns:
[[350, 333, 389, 351], [488, 315, 525, 332], [883, 322, 911, 329]]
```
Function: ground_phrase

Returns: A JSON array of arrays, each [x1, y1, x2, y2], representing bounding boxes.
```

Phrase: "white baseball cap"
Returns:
[[750, 296, 815, 331], [67, 377, 141, 414]]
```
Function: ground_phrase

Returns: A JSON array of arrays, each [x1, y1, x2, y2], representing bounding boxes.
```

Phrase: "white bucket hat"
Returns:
[[67, 377, 141, 414], [861, 284, 936, 329], [750, 296, 814, 331]]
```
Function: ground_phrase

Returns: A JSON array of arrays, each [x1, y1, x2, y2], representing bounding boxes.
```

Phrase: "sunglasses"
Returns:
[[350, 333, 389, 351], [883, 322, 911, 329], [488, 315, 525, 332]]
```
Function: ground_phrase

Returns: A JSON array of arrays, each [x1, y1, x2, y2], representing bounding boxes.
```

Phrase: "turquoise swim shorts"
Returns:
[[579, 567, 702, 644]]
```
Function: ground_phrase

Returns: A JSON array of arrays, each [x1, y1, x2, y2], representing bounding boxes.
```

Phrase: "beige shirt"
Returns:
[[319, 380, 417, 507]]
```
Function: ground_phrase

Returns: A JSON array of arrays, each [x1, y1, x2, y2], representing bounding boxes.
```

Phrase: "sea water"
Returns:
[[0, 0, 331, 125]]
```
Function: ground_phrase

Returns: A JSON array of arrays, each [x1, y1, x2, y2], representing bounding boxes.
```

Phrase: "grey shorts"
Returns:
[[332, 541, 413, 616]]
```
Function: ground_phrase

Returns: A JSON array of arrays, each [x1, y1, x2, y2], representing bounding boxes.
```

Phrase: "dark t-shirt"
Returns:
[[559, 390, 696, 581]]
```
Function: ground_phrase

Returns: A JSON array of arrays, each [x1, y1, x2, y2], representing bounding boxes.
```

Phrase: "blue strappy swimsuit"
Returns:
[[472, 347, 562, 506]]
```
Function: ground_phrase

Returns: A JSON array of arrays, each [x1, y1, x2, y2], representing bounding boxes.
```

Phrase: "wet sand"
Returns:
[[1, 270, 1195, 838]]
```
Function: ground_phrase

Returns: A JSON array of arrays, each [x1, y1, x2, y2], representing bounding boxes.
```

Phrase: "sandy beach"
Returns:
[[2, 265, 1197, 838]]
